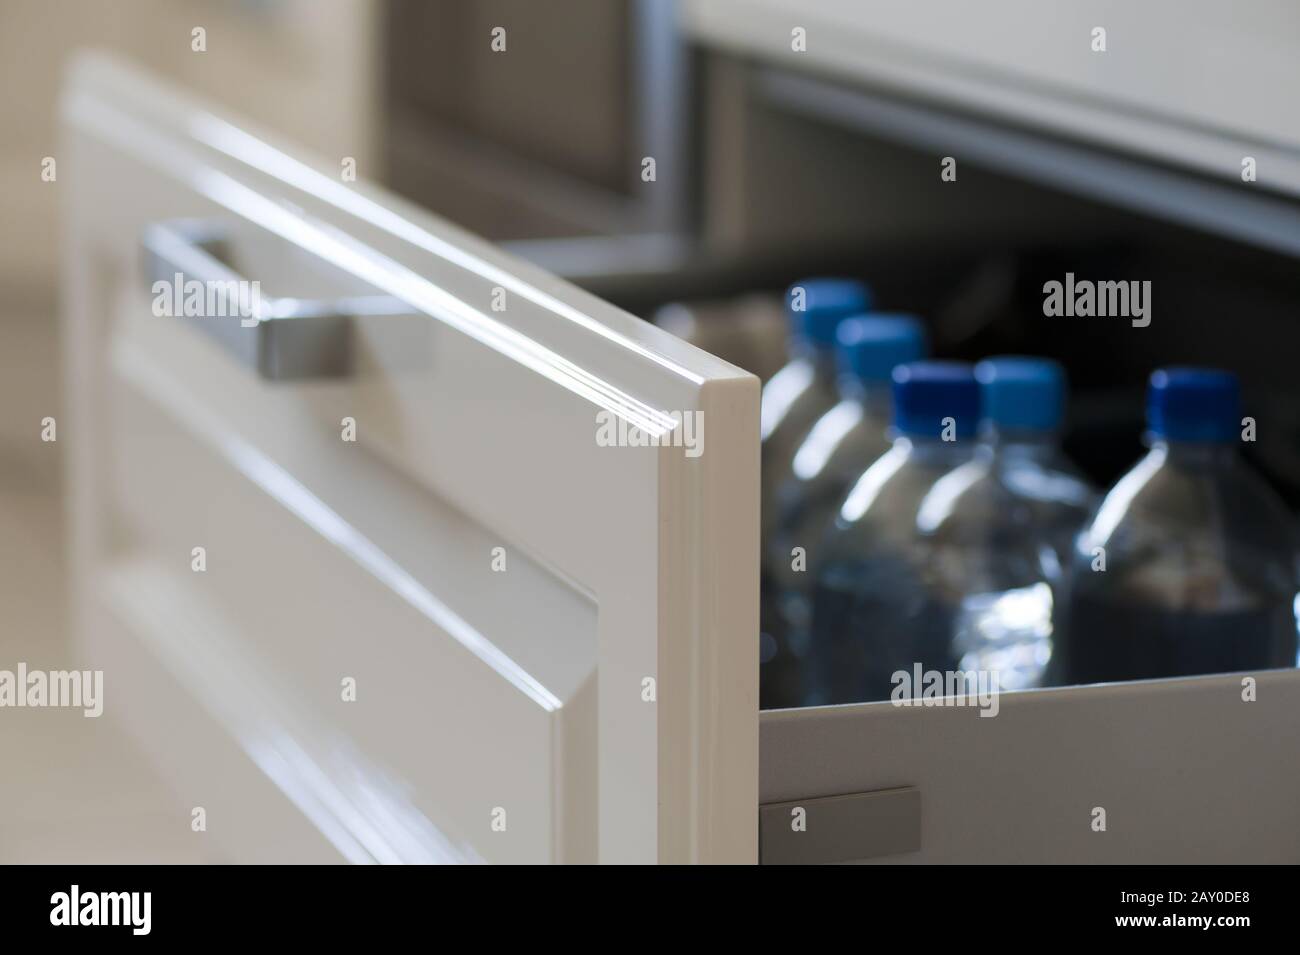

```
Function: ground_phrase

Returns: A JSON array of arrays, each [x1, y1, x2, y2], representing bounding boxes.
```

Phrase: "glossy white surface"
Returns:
[[62, 54, 759, 863]]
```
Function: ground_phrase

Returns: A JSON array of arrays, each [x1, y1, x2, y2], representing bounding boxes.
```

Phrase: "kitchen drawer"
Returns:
[[63, 53, 755, 865], [61, 54, 1300, 864]]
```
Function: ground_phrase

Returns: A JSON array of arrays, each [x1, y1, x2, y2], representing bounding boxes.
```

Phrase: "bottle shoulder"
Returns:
[[822, 447, 1055, 597], [1078, 451, 1298, 607], [760, 358, 837, 445], [834, 446, 975, 539], [789, 399, 889, 489], [1087, 451, 1295, 545], [995, 452, 1096, 514]]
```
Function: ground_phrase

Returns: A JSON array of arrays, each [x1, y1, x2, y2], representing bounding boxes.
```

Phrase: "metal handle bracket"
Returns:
[[142, 220, 414, 380]]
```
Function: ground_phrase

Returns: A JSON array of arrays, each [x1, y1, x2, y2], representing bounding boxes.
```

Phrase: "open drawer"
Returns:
[[62, 54, 756, 864], [61, 55, 1300, 864]]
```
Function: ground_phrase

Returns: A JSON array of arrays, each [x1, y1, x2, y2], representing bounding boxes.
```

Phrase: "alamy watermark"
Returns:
[[152, 272, 261, 327], [1043, 272, 1151, 327], [0, 663, 103, 717], [595, 409, 703, 458], [50, 885, 150, 935], [890, 665, 1000, 717]]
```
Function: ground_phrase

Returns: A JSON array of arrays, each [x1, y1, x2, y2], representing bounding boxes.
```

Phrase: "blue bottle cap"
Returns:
[[785, 278, 873, 350], [975, 356, 1066, 432], [836, 314, 928, 385], [1147, 368, 1240, 443], [891, 361, 980, 439]]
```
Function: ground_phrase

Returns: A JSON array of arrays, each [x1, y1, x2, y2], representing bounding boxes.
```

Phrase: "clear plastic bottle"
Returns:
[[760, 278, 872, 540], [809, 361, 1054, 704], [1058, 368, 1299, 685], [760, 315, 926, 708], [975, 357, 1096, 579]]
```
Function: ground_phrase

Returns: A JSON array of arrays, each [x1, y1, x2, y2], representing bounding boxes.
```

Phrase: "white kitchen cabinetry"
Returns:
[[62, 54, 1300, 865]]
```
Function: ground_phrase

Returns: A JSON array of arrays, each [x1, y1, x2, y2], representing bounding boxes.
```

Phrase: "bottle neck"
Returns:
[[839, 378, 892, 418], [1150, 438, 1239, 470], [895, 433, 975, 465], [789, 338, 839, 379], [983, 427, 1061, 463]]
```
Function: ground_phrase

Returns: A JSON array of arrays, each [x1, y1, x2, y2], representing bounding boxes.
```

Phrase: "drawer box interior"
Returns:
[[591, 92, 1300, 862]]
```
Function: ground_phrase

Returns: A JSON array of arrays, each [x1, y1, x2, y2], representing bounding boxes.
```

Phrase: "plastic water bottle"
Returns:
[[810, 361, 1066, 702], [811, 361, 1039, 704], [975, 357, 1095, 577], [1058, 368, 1299, 684], [760, 278, 872, 540], [760, 315, 926, 707]]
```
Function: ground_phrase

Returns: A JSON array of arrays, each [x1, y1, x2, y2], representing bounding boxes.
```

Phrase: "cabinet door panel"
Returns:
[[62, 53, 758, 864]]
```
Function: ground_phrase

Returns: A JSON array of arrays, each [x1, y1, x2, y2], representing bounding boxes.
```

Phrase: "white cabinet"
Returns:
[[62, 54, 1300, 865], [682, 0, 1300, 197]]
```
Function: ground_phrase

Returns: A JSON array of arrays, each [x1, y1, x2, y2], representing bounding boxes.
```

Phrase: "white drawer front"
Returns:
[[62, 54, 758, 864]]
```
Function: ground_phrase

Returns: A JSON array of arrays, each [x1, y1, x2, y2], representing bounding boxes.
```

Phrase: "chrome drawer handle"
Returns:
[[141, 220, 414, 381]]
